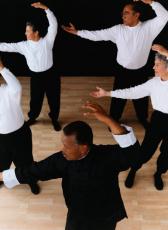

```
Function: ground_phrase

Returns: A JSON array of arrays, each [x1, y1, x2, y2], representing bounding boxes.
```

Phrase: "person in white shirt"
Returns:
[[0, 2, 61, 131], [0, 102, 141, 230], [0, 57, 39, 194], [62, 0, 168, 129], [90, 51, 168, 190]]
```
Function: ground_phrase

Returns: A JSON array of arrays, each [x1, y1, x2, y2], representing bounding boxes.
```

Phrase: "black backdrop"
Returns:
[[0, 0, 168, 76]]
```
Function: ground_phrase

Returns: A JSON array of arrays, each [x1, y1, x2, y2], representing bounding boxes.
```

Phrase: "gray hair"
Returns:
[[155, 53, 168, 69]]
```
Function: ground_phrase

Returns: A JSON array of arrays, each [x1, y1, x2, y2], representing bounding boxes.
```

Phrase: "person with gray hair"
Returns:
[[90, 51, 168, 190]]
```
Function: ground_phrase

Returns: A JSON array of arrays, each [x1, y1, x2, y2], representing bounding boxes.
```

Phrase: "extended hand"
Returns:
[[61, 23, 78, 35], [82, 101, 109, 123], [152, 44, 168, 57], [90, 86, 110, 98], [31, 2, 48, 10], [82, 101, 128, 134]]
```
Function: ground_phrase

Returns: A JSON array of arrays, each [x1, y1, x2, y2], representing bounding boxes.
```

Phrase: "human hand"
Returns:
[[152, 44, 168, 57], [90, 86, 111, 98], [61, 23, 78, 35], [31, 2, 48, 10]]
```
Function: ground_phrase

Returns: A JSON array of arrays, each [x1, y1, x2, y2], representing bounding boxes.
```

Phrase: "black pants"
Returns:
[[65, 212, 117, 230], [110, 64, 148, 123], [28, 66, 61, 121], [0, 123, 33, 172], [132, 111, 168, 174]]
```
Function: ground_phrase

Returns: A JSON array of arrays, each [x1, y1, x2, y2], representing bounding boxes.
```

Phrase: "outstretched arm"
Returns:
[[62, 23, 118, 43], [31, 2, 58, 46], [0, 152, 66, 189]]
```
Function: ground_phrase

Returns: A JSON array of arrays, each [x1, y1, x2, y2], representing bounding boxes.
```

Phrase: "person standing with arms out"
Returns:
[[0, 57, 39, 194], [90, 51, 168, 190], [0, 2, 61, 131], [0, 102, 141, 230], [62, 0, 168, 129]]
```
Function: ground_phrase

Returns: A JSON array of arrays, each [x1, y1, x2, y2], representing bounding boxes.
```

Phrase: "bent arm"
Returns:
[[45, 9, 58, 46], [148, 1, 168, 38]]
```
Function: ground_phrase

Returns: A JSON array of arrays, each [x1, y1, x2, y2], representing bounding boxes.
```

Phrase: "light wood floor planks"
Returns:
[[0, 76, 167, 230]]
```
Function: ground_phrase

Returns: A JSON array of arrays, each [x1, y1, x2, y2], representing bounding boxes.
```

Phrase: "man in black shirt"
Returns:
[[0, 102, 140, 230]]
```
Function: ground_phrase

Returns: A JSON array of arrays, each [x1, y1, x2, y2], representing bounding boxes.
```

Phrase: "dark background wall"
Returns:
[[0, 0, 168, 76]]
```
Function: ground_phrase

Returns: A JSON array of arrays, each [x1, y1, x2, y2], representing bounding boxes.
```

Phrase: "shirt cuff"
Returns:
[[2, 169, 20, 189], [112, 125, 137, 148], [45, 9, 51, 14], [151, 1, 157, 8], [0, 67, 7, 75]]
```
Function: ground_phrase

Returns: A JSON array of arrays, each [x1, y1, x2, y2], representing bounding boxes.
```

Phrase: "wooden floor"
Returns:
[[0, 76, 168, 230]]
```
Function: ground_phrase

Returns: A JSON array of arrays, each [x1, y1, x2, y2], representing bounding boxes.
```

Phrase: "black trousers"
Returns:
[[28, 66, 61, 121], [110, 64, 148, 123], [132, 111, 168, 174], [65, 212, 117, 230], [0, 123, 33, 172]]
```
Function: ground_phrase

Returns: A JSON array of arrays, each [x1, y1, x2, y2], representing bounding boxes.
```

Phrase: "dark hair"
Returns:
[[63, 121, 93, 146], [155, 53, 168, 68], [125, 2, 142, 16]]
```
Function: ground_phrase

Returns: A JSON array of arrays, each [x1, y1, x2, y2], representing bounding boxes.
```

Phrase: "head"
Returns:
[[122, 3, 141, 26], [153, 53, 168, 79], [25, 22, 40, 41], [61, 121, 93, 161]]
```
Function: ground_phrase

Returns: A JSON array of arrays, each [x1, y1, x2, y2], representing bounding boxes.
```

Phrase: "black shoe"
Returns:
[[52, 120, 61, 131], [154, 173, 164, 190], [125, 169, 137, 188], [29, 183, 40, 195], [26, 118, 37, 126]]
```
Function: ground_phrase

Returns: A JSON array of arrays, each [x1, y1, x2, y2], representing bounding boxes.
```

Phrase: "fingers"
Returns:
[[69, 22, 74, 27]]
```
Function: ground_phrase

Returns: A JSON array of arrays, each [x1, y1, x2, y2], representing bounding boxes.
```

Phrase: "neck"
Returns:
[[160, 73, 168, 81], [128, 21, 139, 27], [32, 36, 41, 42]]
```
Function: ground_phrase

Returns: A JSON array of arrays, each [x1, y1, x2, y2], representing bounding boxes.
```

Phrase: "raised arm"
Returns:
[[0, 59, 21, 93], [31, 2, 58, 46], [0, 152, 66, 189], [83, 101, 128, 135], [143, 0, 168, 38], [82, 101, 140, 171], [152, 44, 168, 57]]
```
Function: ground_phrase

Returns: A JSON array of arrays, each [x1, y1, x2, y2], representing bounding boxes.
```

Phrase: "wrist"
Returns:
[[0, 66, 4, 71]]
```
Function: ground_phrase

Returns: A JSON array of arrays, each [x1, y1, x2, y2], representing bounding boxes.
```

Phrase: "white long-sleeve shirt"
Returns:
[[0, 9, 57, 72], [77, 2, 168, 70], [0, 68, 24, 134], [2, 124, 137, 188], [112, 76, 168, 114]]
